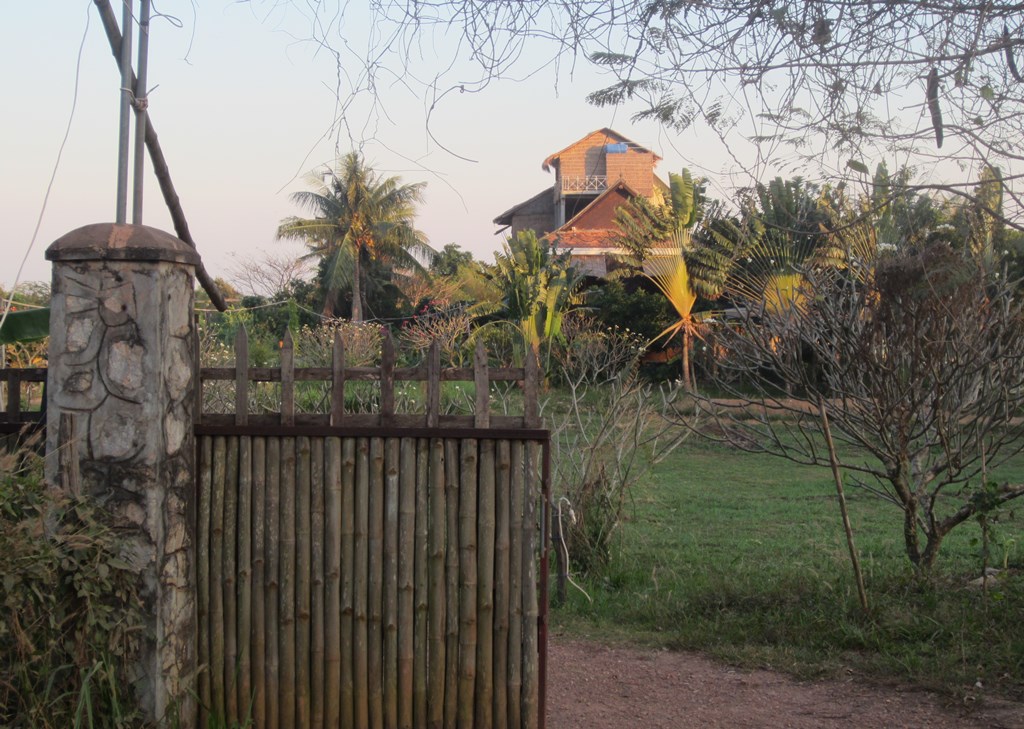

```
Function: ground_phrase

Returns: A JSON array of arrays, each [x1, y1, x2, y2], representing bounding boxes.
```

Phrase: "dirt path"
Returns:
[[546, 638, 1024, 728]]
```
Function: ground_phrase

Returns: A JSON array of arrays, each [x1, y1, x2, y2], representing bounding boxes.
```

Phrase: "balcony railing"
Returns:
[[560, 175, 607, 193]]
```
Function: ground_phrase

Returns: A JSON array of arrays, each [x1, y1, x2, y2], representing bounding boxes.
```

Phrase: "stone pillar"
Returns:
[[45, 223, 199, 727]]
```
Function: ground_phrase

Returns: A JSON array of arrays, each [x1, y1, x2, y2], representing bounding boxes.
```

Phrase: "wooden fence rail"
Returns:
[[0, 366, 46, 433], [195, 328, 540, 430]]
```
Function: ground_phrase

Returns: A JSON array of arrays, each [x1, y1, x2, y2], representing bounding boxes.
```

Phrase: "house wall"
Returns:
[[606, 151, 655, 196], [555, 130, 614, 180], [509, 193, 556, 239]]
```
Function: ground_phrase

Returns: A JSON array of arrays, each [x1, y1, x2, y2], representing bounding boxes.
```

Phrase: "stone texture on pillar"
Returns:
[[45, 223, 200, 727]]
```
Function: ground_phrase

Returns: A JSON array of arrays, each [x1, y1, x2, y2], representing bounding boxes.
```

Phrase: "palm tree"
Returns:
[[277, 152, 431, 321], [615, 169, 735, 389], [477, 230, 582, 365]]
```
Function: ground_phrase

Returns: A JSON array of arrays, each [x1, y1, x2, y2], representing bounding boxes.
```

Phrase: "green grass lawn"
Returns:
[[552, 436, 1024, 702]]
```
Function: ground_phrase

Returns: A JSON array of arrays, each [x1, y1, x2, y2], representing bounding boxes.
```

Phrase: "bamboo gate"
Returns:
[[194, 329, 550, 729]]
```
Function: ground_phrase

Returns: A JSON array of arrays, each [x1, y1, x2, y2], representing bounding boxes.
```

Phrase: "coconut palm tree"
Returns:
[[277, 152, 431, 321]]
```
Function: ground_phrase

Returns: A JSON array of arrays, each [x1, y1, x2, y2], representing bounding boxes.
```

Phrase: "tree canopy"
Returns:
[[247, 0, 1024, 225]]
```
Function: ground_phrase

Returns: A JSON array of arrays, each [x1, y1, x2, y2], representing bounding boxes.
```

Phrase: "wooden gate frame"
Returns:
[[194, 330, 550, 729]]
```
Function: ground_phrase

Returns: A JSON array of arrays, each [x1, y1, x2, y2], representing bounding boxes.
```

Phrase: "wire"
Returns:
[[196, 297, 463, 325], [0, 2, 91, 338]]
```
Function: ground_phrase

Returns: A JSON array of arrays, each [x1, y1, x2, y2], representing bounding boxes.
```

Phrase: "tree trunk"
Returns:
[[352, 252, 364, 323], [900, 491, 925, 569], [681, 329, 692, 392]]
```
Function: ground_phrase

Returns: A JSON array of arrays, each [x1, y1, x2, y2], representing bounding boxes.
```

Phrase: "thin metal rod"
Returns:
[[132, 0, 151, 224], [115, 0, 134, 223], [93, 0, 228, 311]]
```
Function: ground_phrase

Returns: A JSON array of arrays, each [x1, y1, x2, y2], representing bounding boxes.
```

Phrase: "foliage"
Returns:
[[543, 315, 678, 579], [476, 230, 583, 364], [0, 439, 148, 728], [1, 282, 51, 369], [586, 280, 674, 346], [430, 243, 474, 277], [277, 151, 432, 321]]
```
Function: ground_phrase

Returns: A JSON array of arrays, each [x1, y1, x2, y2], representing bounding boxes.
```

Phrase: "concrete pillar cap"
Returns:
[[46, 223, 201, 266]]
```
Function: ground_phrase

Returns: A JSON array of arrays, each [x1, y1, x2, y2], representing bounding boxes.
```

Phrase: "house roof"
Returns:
[[543, 179, 638, 250], [542, 128, 662, 172], [558, 179, 638, 233], [492, 187, 551, 227]]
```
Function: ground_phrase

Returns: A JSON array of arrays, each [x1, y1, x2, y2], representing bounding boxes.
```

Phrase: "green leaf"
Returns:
[[0, 307, 50, 345], [981, 84, 995, 101], [846, 159, 870, 175]]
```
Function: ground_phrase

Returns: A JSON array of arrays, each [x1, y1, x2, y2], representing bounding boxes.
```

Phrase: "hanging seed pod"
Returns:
[[927, 67, 943, 148], [1005, 26, 1023, 83]]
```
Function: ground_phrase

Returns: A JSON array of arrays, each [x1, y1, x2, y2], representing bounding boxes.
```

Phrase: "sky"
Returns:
[[0, 1, 781, 293]]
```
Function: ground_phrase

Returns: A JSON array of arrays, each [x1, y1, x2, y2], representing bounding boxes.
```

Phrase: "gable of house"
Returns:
[[494, 128, 667, 277]]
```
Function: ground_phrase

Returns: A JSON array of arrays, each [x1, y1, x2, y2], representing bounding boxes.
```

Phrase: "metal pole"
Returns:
[[93, 0, 228, 312], [132, 0, 151, 224], [115, 0, 134, 224]]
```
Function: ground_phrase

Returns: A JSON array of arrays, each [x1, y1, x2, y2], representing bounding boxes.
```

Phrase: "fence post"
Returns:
[[44, 223, 200, 728]]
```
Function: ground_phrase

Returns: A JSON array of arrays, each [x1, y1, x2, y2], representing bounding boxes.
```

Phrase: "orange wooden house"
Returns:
[[493, 128, 669, 277]]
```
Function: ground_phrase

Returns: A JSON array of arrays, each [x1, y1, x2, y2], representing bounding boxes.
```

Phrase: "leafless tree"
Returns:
[[226, 248, 315, 299], [693, 245, 1024, 571]]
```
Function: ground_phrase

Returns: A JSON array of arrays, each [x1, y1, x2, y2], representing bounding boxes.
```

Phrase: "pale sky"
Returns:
[[2, 1, 784, 292]]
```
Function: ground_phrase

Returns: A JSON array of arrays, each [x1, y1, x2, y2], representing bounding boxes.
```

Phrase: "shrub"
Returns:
[[0, 437, 148, 728]]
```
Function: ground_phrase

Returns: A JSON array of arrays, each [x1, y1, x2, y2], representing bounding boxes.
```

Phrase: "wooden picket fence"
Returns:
[[195, 329, 550, 729]]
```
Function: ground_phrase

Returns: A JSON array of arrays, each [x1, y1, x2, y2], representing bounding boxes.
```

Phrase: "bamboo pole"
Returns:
[[251, 437, 267, 729], [197, 436, 212, 729], [296, 436, 313, 728], [457, 439, 478, 729], [311, 437, 326, 729], [341, 438, 358, 728], [414, 439, 430, 728], [280, 437, 297, 728], [210, 436, 227, 719], [443, 439, 461, 729], [264, 438, 281, 729], [521, 442, 540, 729], [368, 437, 386, 729], [475, 439, 496, 729], [493, 439, 512, 729], [354, 437, 371, 729], [237, 436, 253, 720], [507, 440, 524, 729], [427, 437, 446, 729], [224, 437, 240, 721], [398, 438, 416, 729], [384, 438, 400, 729], [819, 400, 869, 615], [325, 437, 343, 729]]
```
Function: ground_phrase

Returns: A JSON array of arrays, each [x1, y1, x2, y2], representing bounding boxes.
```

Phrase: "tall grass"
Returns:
[[554, 437, 1024, 701]]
